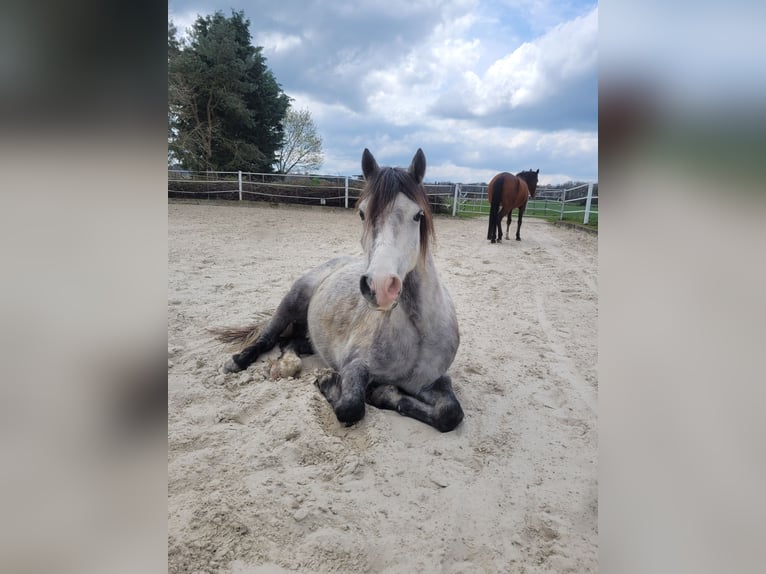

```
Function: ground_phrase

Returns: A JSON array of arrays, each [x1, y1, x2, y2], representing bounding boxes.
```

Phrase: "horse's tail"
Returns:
[[487, 175, 504, 240], [209, 311, 273, 349], [209, 324, 264, 349]]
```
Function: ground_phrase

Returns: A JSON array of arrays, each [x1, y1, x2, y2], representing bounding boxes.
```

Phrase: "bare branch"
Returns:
[[276, 107, 324, 173]]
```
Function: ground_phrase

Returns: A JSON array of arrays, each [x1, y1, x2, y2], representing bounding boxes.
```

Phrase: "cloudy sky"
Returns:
[[168, 0, 598, 184]]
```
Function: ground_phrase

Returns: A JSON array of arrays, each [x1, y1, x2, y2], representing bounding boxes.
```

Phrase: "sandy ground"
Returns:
[[168, 201, 598, 573]]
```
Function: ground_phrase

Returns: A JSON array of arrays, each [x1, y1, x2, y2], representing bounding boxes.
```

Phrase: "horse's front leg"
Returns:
[[315, 359, 368, 425], [505, 212, 512, 240], [366, 375, 464, 433]]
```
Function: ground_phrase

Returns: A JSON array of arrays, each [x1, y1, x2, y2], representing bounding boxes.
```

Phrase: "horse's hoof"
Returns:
[[516, 237, 521, 241], [222, 357, 242, 373], [490, 239, 496, 244]]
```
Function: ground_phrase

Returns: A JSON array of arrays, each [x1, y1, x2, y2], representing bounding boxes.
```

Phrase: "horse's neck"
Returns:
[[402, 254, 448, 319]]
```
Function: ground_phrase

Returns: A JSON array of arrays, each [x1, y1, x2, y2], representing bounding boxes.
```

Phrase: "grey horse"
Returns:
[[222, 148, 463, 432]]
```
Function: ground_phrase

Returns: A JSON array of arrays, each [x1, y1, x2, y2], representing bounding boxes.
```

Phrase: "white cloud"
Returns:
[[470, 6, 597, 115], [361, 20, 481, 122], [168, 8, 199, 42], [254, 31, 302, 56], [167, 0, 598, 183], [537, 129, 598, 158], [280, 4, 598, 184], [350, 5, 596, 134]]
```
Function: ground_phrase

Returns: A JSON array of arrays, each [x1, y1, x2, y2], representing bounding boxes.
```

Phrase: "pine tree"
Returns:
[[168, 11, 290, 172]]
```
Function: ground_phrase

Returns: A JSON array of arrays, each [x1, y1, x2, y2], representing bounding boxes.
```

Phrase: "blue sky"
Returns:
[[168, 1, 598, 184]]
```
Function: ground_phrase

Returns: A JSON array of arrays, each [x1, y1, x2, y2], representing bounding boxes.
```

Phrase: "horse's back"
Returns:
[[488, 172, 527, 209], [489, 172, 513, 184], [305, 258, 368, 360], [286, 256, 357, 312], [295, 255, 353, 287]]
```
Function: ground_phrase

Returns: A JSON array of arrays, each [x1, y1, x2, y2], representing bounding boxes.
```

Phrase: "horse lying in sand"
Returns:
[[220, 148, 463, 432]]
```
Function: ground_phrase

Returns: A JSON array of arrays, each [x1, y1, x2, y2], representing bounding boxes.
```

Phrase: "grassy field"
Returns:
[[446, 198, 598, 228], [528, 200, 599, 227]]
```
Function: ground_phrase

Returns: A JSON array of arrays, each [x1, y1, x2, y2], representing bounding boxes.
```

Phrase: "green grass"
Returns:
[[531, 201, 599, 227], [443, 198, 598, 228]]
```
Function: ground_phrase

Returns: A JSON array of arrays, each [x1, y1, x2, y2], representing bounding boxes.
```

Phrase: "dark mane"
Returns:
[[357, 166, 435, 260], [516, 169, 539, 198]]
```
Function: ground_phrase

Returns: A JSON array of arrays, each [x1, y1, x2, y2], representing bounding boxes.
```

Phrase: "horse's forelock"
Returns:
[[359, 166, 434, 259]]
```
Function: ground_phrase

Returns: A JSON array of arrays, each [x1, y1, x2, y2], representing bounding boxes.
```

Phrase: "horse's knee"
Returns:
[[319, 374, 364, 424], [334, 397, 365, 426], [435, 400, 464, 432], [315, 370, 342, 404]]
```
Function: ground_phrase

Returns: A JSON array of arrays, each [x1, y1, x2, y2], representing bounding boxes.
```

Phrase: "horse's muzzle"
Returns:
[[360, 273, 401, 311]]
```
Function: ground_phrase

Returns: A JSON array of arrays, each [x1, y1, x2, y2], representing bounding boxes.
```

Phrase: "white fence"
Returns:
[[168, 170, 598, 224], [451, 182, 598, 224]]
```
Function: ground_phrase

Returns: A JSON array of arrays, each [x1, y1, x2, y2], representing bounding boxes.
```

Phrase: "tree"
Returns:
[[168, 20, 183, 166], [275, 107, 324, 174], [168, 11, 290, 172]]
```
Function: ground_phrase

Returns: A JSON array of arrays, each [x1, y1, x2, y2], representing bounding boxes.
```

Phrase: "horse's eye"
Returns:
[[359, 210, 365, 221], [413, 211, 423, 222]]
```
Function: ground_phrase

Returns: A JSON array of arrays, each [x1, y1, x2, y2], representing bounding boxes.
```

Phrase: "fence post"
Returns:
[[345, 176, 349, 209], [452, 184, 460, 217], [238, 171, 242, 201], [583, 183, 594, 224], [560, 189, 566, 220]]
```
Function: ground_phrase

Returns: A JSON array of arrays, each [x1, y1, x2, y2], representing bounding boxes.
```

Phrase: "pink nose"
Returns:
[[375, 275, 402, 308], [361, 273, 402, 309]]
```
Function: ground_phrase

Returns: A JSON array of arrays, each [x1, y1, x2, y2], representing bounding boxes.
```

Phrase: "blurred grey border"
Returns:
[[1, 1, 168, 573], [600, 2, 765, 573], [1, 1, 764, 573]]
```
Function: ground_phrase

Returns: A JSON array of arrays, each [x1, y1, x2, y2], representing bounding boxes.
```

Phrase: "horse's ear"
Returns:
[[409, 148, 426, 184], [535, 168, 539, 174], [362, 148, 379, 180]]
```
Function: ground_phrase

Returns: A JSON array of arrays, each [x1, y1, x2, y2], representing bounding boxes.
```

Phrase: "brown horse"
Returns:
[[486, 169, 540, 243]]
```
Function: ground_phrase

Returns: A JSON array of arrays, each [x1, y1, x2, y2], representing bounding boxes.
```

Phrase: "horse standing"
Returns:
[[221, 148, 464, 433], [486, 169, 540, 243]]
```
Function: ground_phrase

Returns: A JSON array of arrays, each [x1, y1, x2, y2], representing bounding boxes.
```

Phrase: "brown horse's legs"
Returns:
[[505, 211, 513, 239], [366, 375, 464, 432], [516, 203, 526, 241], [496, 209, 506, 242], [488, 177, 505, 243]]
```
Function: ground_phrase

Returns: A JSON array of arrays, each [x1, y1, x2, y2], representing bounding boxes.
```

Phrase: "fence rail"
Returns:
[[168, 170, 598, 225]]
